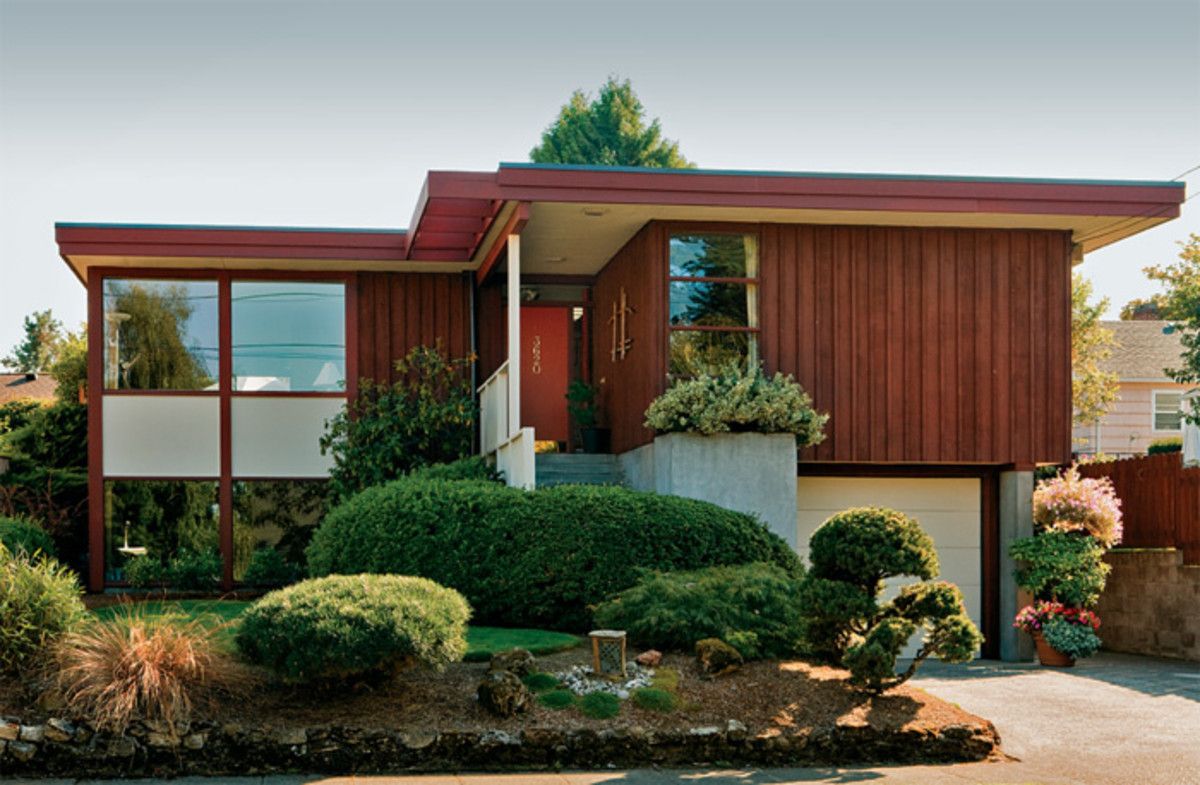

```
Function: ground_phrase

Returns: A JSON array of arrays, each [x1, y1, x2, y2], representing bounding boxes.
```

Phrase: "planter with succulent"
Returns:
[[566, 380, 609, 453], [1010, 466, 1122, 666]]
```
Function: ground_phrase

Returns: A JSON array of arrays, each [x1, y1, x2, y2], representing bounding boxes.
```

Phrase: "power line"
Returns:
[[1171, 164, 1200, 181]]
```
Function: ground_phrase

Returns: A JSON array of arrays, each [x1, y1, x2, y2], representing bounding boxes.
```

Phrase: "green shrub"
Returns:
[[538, 689, 574, 710], [522, 672, 561, 692], [235, 574, 470, 684], [1009, 531, 1109, 607], [1148, 437, 1183, 455], [631, 687, 677, 712], [1041, 615, 1101, 659], [797, 507, 982, 693], [408, 455, 501, 483], [241, 548, 302, 588], [320, 345, 477, 501], [0, 516, 57, 560], [578, 691, 620, 719], [124, 555, 167, 588], [167, 549, 222, 591], [593, 562, 804, 659], [307, 479, 800, 630], [0, 545, 86, 673], [644, 362, 827, 445]]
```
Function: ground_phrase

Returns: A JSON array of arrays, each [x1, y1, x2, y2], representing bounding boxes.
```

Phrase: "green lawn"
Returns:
[[90, 599, 581, 660]]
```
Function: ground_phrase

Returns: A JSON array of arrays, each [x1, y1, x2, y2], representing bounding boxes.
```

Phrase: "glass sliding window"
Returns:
[[103, 480, 219, 584], [231, 281, 346, 392], [102, 279, 219, 390], [668, 233, 759, 378], [1154, 391, 1184, 431]]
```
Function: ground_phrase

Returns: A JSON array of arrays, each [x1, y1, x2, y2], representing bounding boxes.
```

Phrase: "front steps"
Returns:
[[535, 453, 625, 487]]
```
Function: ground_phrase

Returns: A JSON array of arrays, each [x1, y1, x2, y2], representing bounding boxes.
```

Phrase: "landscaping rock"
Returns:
[[695, 638, 743, 677], [108, 736, 138, 757], [272, 727, 307, 746], [146, 731, 180, 748], [7, 740, 36, 762], [635, 649, 663, 667], [400, 729, 437, 750], [477, 670, 530, 717], [488, 647, 536, 677], [0, 719, 18, 740], [183, 733, 206, 750], [45, 718, 76, 742], [726, 719, 748, 739], [18, 723, 45, 743]]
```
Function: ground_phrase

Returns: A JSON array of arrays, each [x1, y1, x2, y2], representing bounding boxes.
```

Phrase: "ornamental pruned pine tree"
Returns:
[[798, 507, 982, 693]]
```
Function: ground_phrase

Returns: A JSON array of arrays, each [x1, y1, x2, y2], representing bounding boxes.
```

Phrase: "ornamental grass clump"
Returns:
[[644, 362, 827, 445], [51, 609, 248, 736]]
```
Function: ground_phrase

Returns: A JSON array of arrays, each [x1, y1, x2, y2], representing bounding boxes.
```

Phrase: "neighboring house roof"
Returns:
[[1101, 320, 1185, 381], [0, 372, 57, 404]]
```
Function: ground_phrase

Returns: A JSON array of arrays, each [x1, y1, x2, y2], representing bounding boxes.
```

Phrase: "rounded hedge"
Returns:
[[306, 479, 800, 630], [808, 507, 939, 586], [0, 516, 57, 561], [235, 574, 470, 684]]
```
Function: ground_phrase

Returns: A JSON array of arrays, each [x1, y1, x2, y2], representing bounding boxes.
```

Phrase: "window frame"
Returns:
[[1152, 389, 1185, 432], [664, 225, 762, 378]]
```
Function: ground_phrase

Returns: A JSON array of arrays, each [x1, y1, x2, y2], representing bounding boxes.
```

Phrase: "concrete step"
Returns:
[[535, 453, 625, 487]]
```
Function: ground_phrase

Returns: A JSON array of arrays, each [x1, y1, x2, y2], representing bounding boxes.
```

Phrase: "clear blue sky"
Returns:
[[1, 0, 1197, 354]]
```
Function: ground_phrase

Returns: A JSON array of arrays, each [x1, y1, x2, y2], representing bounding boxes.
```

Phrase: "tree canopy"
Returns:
[[1071, 273, 1119, 428], [3, 310, 62, 372], [1144, 233, 1200, 422], [530, 77, 693, 168]]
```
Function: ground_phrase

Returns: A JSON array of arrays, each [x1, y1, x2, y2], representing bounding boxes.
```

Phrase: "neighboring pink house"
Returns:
[[1073, 320, 1189, 457]]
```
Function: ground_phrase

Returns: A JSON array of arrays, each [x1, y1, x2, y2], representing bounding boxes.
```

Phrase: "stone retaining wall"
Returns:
[[1096, 549, 1200, 662], [0, 714, 998, 778]]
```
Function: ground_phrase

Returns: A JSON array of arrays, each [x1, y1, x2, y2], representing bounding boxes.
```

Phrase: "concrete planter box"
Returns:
[[619, 432, 798, 549]]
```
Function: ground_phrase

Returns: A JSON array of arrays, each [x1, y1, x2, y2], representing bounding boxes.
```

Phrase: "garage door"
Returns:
[[796, 476, 981, 658]]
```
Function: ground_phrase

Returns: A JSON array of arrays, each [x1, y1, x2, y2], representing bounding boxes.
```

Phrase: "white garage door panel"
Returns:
[[797, 476, 982, 659]]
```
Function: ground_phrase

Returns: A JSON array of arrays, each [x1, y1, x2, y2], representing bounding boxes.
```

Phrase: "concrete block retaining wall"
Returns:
[[1095, 549, 1200, 662]]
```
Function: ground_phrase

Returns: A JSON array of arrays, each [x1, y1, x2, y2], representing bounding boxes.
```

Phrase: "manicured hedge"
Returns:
[[306, 479, 800, 630]]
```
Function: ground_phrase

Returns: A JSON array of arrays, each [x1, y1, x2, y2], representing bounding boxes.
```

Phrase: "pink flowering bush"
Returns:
[[1032, 466, 1123, 547], [1013, 601, 1100, 635]]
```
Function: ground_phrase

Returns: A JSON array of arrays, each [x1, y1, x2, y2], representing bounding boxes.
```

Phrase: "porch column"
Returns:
[[506, 233, 520, 438], [998, 469, 1035, 661]]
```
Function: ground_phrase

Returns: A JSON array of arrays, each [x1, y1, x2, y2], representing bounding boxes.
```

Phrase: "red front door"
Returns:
[[520, 306, 570, 445]]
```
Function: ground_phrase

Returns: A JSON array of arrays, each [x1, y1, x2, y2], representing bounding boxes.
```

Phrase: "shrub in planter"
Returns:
[[644, 362, 827, 446], [1009, 531, 1109, 607], [1148, 436, 1183, 455], [0, 515, 57, 560], [1032, 465, 1123, 547], [0, 544, 86, 673], [796, 507, 982, 693], [306, 479, 800, 630], [235, 574, 470, 684], [593, 562, 804, 659], [52, 609, 247, 735], [240, 547, 302, 588]]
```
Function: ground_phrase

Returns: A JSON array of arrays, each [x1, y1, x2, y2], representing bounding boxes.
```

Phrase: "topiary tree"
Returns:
[[797, 507, 982, 693]]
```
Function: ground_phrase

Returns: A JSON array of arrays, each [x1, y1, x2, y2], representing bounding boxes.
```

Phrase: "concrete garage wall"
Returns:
[[618, 432, 799, 549], [1095, 549, 1200, 662], [796, 477, 982, 658]]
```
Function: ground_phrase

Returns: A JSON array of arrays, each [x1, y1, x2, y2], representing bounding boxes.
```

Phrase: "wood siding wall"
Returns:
[[355, 272, 473, 385], [759, 225, 1073, 465], [592, 223, 668, 454]]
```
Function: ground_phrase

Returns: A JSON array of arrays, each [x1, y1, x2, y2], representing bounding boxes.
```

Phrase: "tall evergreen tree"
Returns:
[[530, 77, 693, 168], [3, 309, 62, 372]]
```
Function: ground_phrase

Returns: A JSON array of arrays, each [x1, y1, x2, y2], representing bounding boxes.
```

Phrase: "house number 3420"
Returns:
[[531, 335, 542, 375]]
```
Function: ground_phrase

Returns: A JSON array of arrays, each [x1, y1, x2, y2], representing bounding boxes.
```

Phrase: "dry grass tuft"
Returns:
[[52, 607, 250, 735]]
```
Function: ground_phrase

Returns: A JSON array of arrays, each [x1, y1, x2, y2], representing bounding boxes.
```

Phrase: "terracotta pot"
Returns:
[[1033, 632, 1075, 667]]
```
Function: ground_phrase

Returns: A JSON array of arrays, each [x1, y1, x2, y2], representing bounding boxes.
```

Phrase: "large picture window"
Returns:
[[232, 281, 346, 391], [103, 480, 219, 583], [668, 232, 759, 377], [102, 279, 218, 390], [1154, 391, 1184, 431]]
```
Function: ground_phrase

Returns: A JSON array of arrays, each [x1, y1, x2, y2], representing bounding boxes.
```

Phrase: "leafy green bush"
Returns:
[[307, 479, 800, 630], [631, 687, 677, 712], [235, 574, 470, 684], [320, 345, 477, 501], [578, 691, 620, 719], [1009, 531, 1109, 607], [124, 555, 167, 588], [644, 362, 827, 445], [408, 455, 501, 483], [0, 516, 57, 560], [1148, 437, 1183, 455], [1041, 615, 1101, 659], [539, 689, 574, 710], [593, 562, 804, 659], [167, 549, 221, 591], [240, 548, 302, 588], [0, 545, 86, 673], [797, 507, 981, 693]]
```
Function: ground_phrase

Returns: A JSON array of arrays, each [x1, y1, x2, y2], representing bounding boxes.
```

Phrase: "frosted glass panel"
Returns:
[[231, 396, 343, 477], [103, 396, 220, 476]]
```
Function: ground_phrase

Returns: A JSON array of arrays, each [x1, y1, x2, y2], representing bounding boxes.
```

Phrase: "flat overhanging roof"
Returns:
[[57, 163, 1186, 283]]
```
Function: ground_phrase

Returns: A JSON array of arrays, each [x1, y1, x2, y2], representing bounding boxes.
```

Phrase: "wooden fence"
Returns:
[[1077, 452, 1200, 564]]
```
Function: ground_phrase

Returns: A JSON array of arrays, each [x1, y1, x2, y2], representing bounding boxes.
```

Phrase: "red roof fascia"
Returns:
[[55, 225, 409, 262]]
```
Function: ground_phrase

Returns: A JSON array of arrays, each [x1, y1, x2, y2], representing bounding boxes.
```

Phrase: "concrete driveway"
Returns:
[[25, 653, 1200, 785]]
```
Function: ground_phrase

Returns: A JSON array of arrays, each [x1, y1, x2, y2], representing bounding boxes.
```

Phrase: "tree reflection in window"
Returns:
[[668, 233, 759, 378], [102, 280, 218, 390]]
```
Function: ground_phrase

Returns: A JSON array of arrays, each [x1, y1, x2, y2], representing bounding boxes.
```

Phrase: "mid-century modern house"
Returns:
[[1072, 320, 1189, 457], [55, 163, 1186, 659]]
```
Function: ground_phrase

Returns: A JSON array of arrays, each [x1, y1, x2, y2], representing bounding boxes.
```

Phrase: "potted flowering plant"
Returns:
[[1014, 601, 1102, 667], [1010, 466, 1122, 665]]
